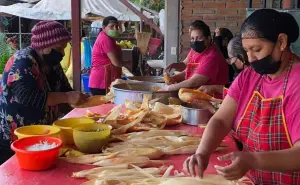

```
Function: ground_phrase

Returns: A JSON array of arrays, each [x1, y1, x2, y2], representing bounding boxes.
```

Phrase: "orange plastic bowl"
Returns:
[[11, 136, 63, 171]]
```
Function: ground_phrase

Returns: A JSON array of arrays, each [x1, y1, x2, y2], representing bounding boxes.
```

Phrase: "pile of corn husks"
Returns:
[[73, 165, 254, 185], [84, 95, 183, 134]]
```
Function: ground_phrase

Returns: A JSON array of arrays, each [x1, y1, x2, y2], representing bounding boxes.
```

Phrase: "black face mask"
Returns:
[[250, 54, 282, 75], [213, 35, 223, 44], [190, 41, 206, 53], [43, 49, 64, 66]]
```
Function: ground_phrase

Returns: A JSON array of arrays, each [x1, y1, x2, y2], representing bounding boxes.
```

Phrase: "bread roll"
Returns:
[[178, 88, 222, 103]]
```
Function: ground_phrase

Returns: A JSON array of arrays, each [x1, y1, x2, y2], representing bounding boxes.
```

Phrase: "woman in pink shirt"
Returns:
[[162, 20, 229, 93], [89, 16, 123, 95], [184, 9, 300, 184]]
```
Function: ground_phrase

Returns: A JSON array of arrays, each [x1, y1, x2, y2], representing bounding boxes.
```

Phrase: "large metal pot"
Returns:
[[182, 104, 213, 126], [113, 82, 178, 105], [127, 76, 165, 83]]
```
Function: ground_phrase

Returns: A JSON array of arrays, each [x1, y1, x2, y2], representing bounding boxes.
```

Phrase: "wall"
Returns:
[[179, 0, 264, 59]]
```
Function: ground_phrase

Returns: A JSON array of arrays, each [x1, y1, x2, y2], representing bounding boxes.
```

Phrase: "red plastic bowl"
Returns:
[[11, 136, 63, 171]]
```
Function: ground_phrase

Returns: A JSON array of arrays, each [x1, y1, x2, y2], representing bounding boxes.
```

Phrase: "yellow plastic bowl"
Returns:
[[53, 118, 95, 145], [73, 124, 111, 154], [14, 125, 61, 140]]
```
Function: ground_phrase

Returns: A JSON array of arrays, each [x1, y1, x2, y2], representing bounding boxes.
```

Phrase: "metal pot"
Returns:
[[127, 76, 165, 83], [182, 104, 213, 126], [113, 82, 178, 105]]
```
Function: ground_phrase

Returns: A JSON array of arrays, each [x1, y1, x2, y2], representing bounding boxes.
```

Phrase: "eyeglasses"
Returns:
[[226, 57, 238, 65]]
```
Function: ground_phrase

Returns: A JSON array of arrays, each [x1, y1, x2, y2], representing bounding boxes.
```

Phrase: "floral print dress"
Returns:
[[0, 47, 72, 162]]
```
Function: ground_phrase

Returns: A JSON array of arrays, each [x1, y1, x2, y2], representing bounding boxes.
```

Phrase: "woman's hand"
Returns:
[[198, 85, 223, 96], [190, 99, 216, 114], [183, 153, 210, 178], [164, 62, 186, 73], [165, 76, 177, 85], [66, 91, 89, 105], [214, 152, 257, 180], [159, 85, 172, 92]]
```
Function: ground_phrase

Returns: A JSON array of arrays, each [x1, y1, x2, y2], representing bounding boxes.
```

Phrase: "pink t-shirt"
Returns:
[[89, 31, 121, 89], [228, 64, 300, 144], [187, 44, 229, 85]]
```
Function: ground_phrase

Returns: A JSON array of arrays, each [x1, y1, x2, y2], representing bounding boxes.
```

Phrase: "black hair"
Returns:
[[228, 35, 249, 65], [241, 9, 299, 45], [103, 16, 118, 27], [190, 20, 211, 38], [218, 28, 233, 42]]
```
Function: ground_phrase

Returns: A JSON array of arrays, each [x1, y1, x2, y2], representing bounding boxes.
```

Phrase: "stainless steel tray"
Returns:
[[113, 82, 178, 105], [182, 104, 213, 126], [127, 76, 165, 83]]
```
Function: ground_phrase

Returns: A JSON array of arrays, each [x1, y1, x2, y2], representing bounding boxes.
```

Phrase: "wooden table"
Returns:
[[0, 104, 238, 185]]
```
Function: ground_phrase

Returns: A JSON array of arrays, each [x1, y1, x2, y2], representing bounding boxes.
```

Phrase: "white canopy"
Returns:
[[0, 0, 152, 21]]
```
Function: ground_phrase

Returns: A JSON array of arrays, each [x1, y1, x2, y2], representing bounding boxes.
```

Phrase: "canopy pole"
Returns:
[[71, 0, 82, 91]]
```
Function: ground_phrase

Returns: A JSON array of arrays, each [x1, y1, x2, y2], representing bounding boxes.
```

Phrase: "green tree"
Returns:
[[130, 0, 165, 12], [0, 33, 15, 74]]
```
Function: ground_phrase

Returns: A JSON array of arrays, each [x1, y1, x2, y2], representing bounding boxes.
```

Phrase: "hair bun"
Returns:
[[280, 12, 299, 43]]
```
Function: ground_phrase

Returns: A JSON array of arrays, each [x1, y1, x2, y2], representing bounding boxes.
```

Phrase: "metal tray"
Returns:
[[113, 82, 178, 105], [127, 76, 165, 83], [182, 103, 213, 126]]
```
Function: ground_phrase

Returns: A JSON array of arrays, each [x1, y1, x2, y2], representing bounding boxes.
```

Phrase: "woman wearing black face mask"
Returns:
[[213, 28, 235, 86], [190, 35, 249, 114], [161, 20, 229, 96], [0, 21, 88, 164], [184, 9, 300, 184], [226, 35, 249, 82]]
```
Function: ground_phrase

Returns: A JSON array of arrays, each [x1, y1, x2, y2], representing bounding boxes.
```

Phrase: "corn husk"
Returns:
[[114, 130, 191, 141], [92, 156, 168, 168], [72, 164, 129, 178], [61, 153, 117, 165]]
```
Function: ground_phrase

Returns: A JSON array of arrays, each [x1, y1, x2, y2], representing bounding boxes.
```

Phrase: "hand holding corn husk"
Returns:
[[71, 94, 114, 108]]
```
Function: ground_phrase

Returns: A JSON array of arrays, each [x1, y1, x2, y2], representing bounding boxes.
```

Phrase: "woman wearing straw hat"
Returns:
[[162, 20, 229, 97], [89, 16, 123, 95], [0, 21, 88, 164]]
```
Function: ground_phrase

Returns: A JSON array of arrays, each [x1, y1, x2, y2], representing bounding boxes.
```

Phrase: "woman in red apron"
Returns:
[[161, 20, 228, 92], [89, 16, 122, 95], [184, 9, 300, 184]]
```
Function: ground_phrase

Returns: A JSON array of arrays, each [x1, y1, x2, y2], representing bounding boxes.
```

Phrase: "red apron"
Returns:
[[186, 63, 200, 79], [185, 50, 201, 79], [104, 64, 121, 93], [234, 58, 300, 185]]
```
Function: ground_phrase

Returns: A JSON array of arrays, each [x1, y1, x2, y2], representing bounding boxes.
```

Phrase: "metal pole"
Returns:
[[71, 0, 82, 91], [19, 17, 22, 49], [263, 0, 267, 8], [140, 8, 143, 32], [247, 0, 253, 8]]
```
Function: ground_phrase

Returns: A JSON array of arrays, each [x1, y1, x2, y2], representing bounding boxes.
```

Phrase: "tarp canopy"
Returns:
[[0, 0, 153, 21]]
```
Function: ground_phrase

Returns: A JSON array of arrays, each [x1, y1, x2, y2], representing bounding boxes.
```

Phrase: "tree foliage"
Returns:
[[130, 0, 165, 12], [0, 33, 15, 74]]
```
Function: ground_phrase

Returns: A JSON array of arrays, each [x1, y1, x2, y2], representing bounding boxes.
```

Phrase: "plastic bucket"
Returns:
[[81, 74, 91, 93]]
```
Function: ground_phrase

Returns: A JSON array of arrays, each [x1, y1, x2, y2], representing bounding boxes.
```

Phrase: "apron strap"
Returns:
[[282, 55, 294, 96]]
